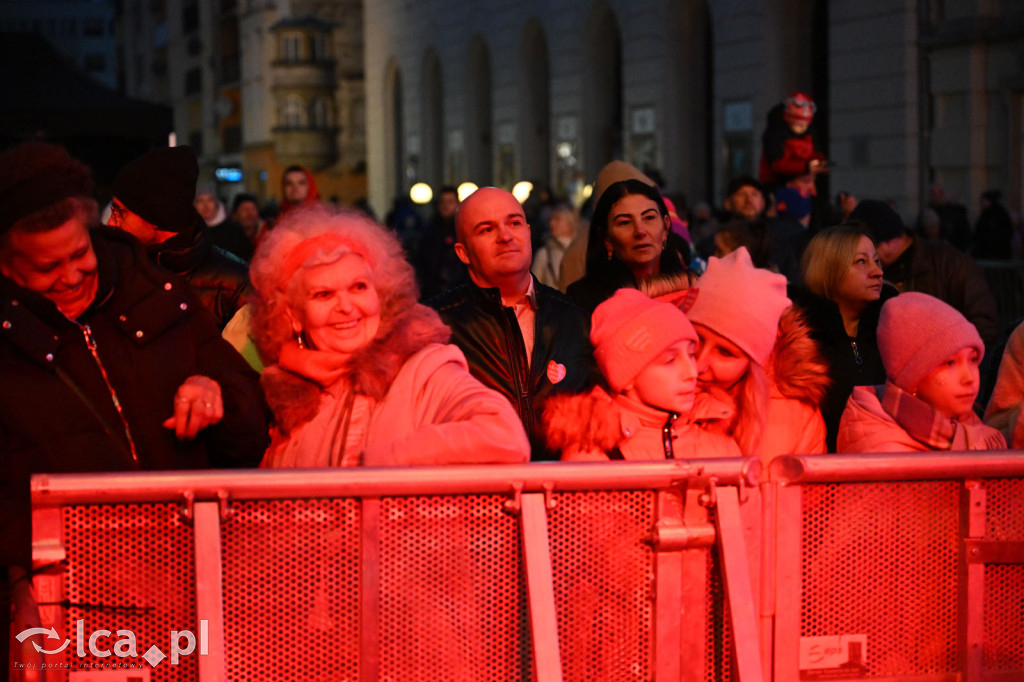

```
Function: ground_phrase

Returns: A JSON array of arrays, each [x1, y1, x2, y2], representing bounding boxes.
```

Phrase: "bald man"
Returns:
[[427, 187, 599, 460]]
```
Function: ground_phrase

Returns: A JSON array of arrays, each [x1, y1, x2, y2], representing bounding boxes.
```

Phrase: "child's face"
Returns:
[[626, 338, 698, 415], [694, 324, 751, 394], [914, 346, 981, 419]]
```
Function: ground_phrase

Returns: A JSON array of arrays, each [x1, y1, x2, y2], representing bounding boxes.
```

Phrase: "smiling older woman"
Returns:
[[249, 205, 529, 467]]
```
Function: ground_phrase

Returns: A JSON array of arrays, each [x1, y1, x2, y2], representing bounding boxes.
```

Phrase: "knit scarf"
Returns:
[[880, 381, 1005, 451], [278, 339, 352, 387]]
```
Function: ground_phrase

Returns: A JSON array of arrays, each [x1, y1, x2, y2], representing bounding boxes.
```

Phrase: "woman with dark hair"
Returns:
[[565, 178, 693, 312]]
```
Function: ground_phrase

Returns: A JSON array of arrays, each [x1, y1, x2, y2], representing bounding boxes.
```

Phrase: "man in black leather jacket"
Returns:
[[427, 187, 600, 460], [107, 145, 249, 329]]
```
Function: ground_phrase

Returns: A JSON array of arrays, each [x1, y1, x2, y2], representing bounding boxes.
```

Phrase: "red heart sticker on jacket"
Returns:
[[547, 360, 567, 384]]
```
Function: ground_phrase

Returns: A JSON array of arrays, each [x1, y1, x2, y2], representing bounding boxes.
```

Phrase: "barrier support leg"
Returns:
[[519, 492, 563, 682], [714, 486, 765, 682], [959, 481, 986, 682], [193, 501, 227, 682]]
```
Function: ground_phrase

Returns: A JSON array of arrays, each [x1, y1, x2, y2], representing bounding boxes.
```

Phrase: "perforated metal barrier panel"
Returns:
[[981, 478, 1024, 674], [378, 494, 525, 681], [21, 457, 1024, 682], [548, 490, 654, 681], [60, 503, 198, 681], [799, 482, 961, 677], [221, 498, 362, 682]]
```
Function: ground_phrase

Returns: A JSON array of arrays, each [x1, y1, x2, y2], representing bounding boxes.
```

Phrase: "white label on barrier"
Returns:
[[799, 635, 867, 679]]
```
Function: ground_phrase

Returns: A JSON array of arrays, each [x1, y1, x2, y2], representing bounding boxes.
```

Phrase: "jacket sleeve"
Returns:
[[194, 321, 270, 467], [363, 350, 530, 465], [985, 321, 1024, 446]]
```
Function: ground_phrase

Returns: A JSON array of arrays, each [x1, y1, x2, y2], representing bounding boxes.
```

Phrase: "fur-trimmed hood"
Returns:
[[261, 303, 451, 433], [543, 386, 740, 460], [768, 306, 830, 407], [543, 386, 629, 456]]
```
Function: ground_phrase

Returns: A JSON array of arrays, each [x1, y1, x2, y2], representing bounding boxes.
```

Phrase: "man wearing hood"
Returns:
[[278, 164, 321, 219], [107, 145, 250, 329]]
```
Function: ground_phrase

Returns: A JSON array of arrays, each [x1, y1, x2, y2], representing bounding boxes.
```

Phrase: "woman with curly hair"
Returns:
[[249, 205, 529, 467]]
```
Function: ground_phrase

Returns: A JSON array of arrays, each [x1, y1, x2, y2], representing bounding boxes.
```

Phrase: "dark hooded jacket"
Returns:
[[149, 219, 250, 330], [794, 284, 898, 452], [0, 229, 267, 568]]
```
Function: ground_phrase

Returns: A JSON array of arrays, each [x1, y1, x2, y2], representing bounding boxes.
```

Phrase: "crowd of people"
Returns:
[[2, 94, 1022, 646]]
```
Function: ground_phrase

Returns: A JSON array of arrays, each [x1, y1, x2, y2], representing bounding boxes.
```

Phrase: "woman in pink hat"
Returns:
[[543, 288, 739, 460], [679, 248, 830, 461], [837, 293, 1005, 452]]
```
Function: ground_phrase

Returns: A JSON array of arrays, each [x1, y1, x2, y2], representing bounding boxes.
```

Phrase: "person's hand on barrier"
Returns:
[[163, 375, 224, 440]]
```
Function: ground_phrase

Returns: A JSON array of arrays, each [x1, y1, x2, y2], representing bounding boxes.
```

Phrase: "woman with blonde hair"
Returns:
[[678, 248, 829, 460], [795, 223, 897, 451], [531, 202, 580, 290], [249, 205, 529, 466]]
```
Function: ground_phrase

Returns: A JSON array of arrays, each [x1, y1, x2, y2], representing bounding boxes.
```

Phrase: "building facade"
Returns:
[[120, 0, 366, 207], [364, 0, 1024, 227], [0, 0, 119, 89]]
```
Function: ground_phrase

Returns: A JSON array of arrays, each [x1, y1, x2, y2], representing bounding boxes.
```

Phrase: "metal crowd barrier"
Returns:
[[12, 452, 1024, 681], [17, 460, 761, 682]]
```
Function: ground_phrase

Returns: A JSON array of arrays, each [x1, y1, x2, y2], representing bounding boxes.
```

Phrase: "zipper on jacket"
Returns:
[[81, 324, 141, 466], [850, 340, 863, 368], [501, 306, 533, 436], [662, 412, 679, 459]]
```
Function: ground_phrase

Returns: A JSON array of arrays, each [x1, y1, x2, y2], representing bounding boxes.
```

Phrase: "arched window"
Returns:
[[582, 1, 623, 181], [383, 59, 405, 197], [280, 34, 301, 62], [466, 36, 493, 186], [281, 95, 305, 128], [310, 33, 326, 61], [310, 96, 331, 129], [421, 48, 445, 188], [519, 19, 550, 185]]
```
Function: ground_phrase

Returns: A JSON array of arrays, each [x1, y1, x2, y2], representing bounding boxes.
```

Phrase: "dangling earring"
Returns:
[[662, 241, 667, 251], [607, 248, 613, 261], [296, 332, 306, 349]]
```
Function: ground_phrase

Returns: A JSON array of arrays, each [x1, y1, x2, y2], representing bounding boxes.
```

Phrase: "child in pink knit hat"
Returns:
[[682, 247, 830, 460], [543, 288, 739, 460], [837, 292, 1005, 452]]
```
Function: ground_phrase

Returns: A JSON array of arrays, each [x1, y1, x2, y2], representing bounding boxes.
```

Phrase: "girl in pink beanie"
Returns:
[[543, 288, 739, 460], [837, 293, 1005, 452], [680, 248, 830, 460]]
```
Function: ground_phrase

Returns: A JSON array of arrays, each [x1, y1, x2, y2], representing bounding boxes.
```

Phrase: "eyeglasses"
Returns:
[[786, 97, 817, 114], [107, 202, 127, 226]]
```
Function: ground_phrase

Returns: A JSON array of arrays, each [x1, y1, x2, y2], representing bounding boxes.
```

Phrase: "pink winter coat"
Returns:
[[543, 386, 740, 461], [984, 320, 1024, 448], [838, 385, 1005, 453], [690, 307, 829, 462], [260, 304, 530, 467]]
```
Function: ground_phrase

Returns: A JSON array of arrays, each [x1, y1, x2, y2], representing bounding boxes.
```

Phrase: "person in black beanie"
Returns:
[[849, 198, 998, 354], [107, 145, 250, 329]]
